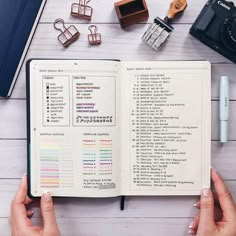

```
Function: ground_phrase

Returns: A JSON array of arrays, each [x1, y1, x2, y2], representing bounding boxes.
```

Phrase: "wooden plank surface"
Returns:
[[23, 24, 234, 63], [39, 0, 236, 24], [0, 218, 196, 236], [0, 0, 236, 235], [40, 0, 206, 23]]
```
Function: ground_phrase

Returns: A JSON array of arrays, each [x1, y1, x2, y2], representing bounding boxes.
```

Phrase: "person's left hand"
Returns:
[[9, 175, 61, 236]]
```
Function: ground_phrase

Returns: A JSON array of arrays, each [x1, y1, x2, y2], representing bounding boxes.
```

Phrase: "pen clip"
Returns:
[[54, 18, 68, 33], [71, 0, 93, 20], [88, 25, 102, 45], [53, 18, 80, 48]]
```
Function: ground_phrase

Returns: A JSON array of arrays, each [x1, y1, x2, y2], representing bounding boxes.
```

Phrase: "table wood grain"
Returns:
[[0, 0, 236, 235]]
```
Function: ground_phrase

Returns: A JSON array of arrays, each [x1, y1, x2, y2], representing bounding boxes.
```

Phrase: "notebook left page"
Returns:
[[27, 59, 121, 197]]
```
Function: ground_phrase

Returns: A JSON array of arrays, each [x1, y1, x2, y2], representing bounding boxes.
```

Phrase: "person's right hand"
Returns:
[[9, 175, 61, 236], [189, 169, 236, 236]]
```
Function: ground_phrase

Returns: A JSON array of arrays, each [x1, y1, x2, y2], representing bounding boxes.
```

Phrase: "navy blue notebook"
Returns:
[[0, 0, 47, 97]]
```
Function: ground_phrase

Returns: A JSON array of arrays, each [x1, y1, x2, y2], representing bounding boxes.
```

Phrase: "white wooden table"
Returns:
[[1, 0, 236, 235]]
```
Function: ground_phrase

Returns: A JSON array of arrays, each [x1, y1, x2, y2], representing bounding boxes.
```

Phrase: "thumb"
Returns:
[[198, 187, 216, 233], [41, 192, 60, 235]]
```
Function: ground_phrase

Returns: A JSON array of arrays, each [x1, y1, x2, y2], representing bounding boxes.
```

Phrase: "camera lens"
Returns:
[[221, 14, 236, 52]]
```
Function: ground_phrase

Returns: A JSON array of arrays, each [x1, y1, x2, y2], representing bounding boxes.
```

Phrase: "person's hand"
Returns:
[[189, 169, 236, 236], [9, 175, 61, 236]]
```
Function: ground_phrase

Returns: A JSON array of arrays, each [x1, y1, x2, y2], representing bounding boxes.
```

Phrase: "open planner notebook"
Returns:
[[26, 59, 211, 197]]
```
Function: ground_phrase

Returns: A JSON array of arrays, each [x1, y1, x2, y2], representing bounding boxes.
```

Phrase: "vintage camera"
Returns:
[[190, 0, 236, 63]]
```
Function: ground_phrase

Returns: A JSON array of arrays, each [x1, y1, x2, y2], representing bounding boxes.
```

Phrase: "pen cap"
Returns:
[[220, 76, 229, 120], [220, 120, 228, 143]]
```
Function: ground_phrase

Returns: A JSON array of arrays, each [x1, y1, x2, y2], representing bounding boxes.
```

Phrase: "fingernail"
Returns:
[[43, 191, 52, 202], [202, 186, 210, 197], [212, 168, 217, 173], [188, 219, 194, 229], [20, 174, 27, 186], [22, 173, 27, 179], [188, 229, 193, 234]]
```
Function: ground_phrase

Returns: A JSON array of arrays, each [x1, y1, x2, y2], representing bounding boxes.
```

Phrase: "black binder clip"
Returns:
[[54, 18, 80, 48], [88, 25, 101, 45], [71, 0, 93, 20]]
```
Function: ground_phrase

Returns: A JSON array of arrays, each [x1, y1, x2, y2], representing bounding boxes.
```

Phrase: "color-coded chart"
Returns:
[[99, 140, 112, 175], [82, 140, 97, 176], [40, 142, 73, 189], [82, 139, 113, 176]]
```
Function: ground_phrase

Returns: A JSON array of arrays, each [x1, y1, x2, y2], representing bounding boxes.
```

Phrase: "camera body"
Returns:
[[190, 0, 236, 63]]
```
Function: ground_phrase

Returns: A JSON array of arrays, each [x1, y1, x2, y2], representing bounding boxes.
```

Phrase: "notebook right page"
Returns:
[[121, 61, 211, 196]]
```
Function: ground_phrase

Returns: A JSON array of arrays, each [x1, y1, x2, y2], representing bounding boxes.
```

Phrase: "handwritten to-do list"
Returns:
[[128, 70, 204, 191]]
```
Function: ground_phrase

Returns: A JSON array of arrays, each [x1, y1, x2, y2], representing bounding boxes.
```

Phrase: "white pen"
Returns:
[[220, 76, 229, 144]]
